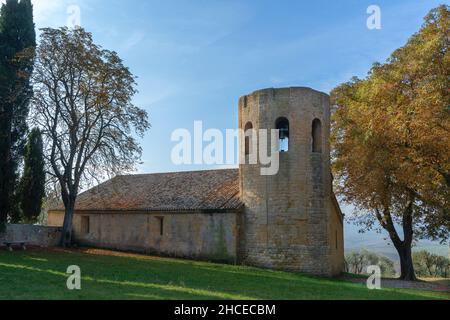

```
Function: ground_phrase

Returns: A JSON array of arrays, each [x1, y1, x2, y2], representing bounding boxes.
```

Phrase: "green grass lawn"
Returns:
[[0, 249, 448, 300]]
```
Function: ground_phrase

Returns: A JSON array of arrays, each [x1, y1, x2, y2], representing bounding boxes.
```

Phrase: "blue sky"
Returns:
[[24, 0, 448, 256], [26, 0, 445, 173]]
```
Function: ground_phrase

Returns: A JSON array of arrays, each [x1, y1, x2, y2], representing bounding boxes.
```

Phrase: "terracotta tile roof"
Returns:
[[51, 169, 243, 212]]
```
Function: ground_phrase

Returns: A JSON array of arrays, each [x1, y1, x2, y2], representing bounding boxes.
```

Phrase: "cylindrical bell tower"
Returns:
[[238, 87, 343, 276]]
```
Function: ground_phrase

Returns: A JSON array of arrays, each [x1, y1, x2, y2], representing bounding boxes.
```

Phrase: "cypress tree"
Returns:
[[19, 128, 45, 223], [0, 0, 36, 228]]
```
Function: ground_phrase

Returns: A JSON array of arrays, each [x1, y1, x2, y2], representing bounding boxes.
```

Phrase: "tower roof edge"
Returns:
[[241, 86, 329, 99]]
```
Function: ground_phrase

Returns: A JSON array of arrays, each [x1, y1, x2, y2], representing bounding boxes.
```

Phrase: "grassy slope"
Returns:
[[0, 249, 448, 300]]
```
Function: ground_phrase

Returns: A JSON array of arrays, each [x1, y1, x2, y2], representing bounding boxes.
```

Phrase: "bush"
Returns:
[[345, 249, 396, 277], [413, 250, 449, 278]]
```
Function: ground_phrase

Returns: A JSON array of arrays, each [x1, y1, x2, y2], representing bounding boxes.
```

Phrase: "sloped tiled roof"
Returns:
[[52, 169, 243, 212]]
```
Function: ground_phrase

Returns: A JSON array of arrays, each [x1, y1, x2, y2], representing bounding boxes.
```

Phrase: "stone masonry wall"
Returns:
[[48, 211, 239, 263], [0, 224, 61, 247]]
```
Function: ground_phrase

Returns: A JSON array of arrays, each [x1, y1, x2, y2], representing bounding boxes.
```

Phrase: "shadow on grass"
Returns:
[[0, 251, 448, 300], [0, 261, 253, 300]]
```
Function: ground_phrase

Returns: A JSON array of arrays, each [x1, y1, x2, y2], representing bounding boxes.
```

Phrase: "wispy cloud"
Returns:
[[121, 30, 146, 51], [0, 0, 88, 29], [31, 0, 65, 25]]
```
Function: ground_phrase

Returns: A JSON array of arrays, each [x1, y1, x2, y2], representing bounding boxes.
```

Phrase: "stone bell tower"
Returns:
[[238, 87, 344, 276]]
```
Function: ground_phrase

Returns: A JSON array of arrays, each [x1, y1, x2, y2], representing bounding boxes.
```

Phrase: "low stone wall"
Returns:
[[0, 224, 61, 247]]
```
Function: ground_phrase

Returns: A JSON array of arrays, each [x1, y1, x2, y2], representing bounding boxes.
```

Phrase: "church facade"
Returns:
[[48, 87, 345, 276]]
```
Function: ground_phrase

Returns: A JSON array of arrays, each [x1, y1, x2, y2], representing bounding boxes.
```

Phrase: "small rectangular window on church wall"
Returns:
[[156, 217, 164, 236], [81, 216, 90, 235], [335, 230, 338, 250]]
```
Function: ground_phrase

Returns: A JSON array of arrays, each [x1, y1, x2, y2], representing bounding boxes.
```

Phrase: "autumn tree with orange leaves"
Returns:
[[331, 5, 449, 281]]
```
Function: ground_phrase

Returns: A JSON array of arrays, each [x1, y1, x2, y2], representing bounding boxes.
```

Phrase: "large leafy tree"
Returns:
[[0, 0, 36, 228], [19, 128, 45, 223], [31, 28, 150, 246], [331, 5, 449, 281]]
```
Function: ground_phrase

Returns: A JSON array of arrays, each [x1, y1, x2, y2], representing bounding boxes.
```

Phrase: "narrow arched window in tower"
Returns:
[[276, 117, 289, 152], [312, 119, 322, 153], [244, 122, 253, 155]]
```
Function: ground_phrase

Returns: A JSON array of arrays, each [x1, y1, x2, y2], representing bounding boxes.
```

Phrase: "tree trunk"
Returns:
[[60, 202, 75, 247], [397, 245, 417, 281], [0, 106, 13, 229], [379, 202, 418, 281]]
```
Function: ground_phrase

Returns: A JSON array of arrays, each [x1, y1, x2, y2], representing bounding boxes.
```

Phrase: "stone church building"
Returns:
[[48, 87, 345, 276]]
